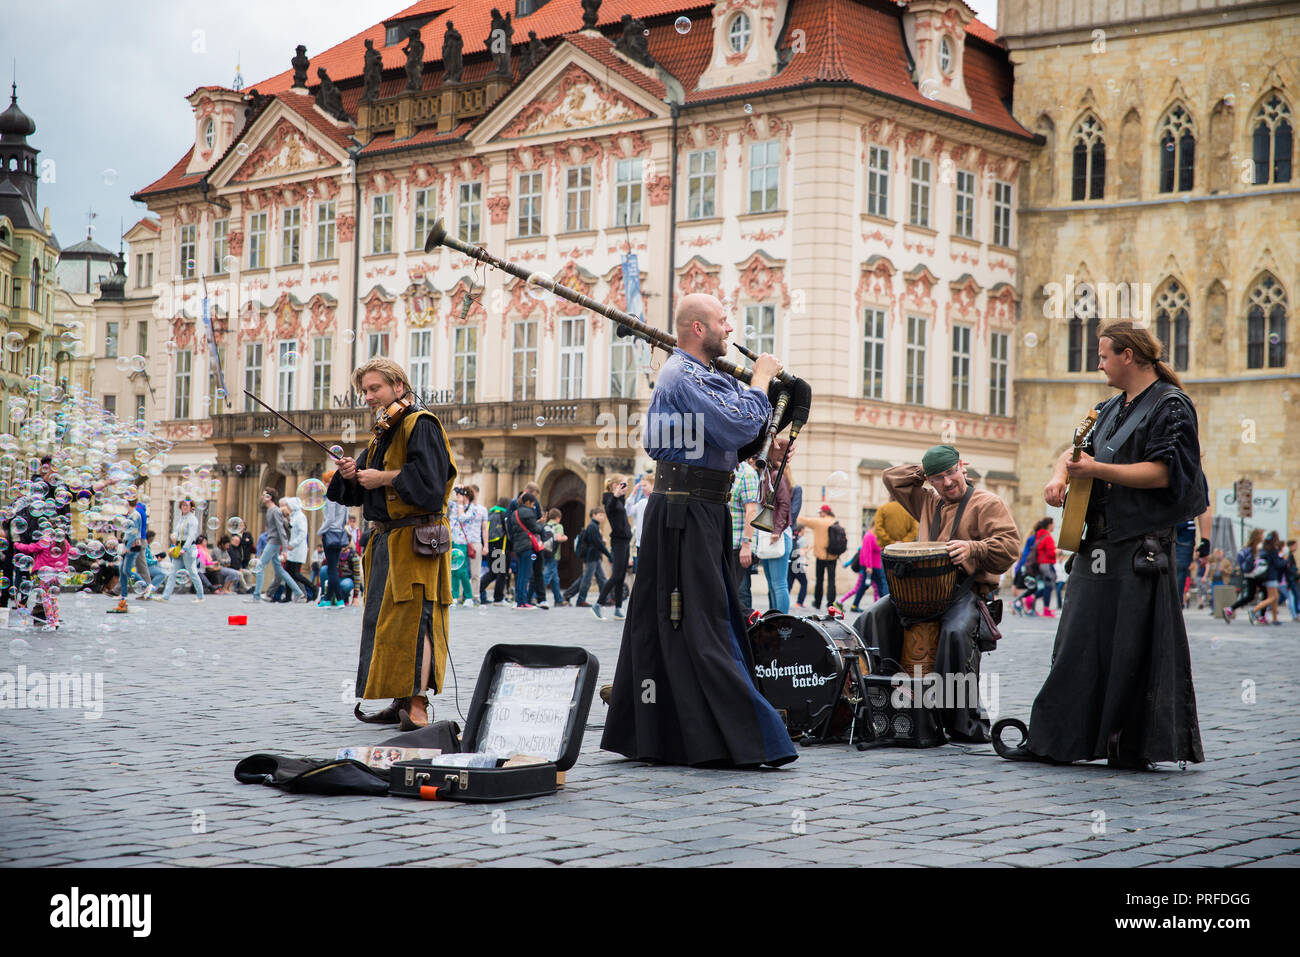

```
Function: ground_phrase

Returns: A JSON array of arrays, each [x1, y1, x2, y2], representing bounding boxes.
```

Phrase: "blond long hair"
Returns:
[[1098, 320, 1184, 390]]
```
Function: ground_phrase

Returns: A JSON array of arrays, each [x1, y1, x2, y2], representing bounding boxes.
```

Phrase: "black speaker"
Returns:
[[858, 674, 947, 749]]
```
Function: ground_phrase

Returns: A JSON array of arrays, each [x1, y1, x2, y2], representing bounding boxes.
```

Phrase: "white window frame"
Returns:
[[559, 317, 585, 399], [312, 336, 331, 409], [413, 187, 435, 249], [174, 349, 192, 418], [105, 321, 119, 358], [512, 319, 537, 401], [458, 182, 482, 244], [749, 140, 780, 213], [453, 326, 477, 404], [247, 212, 267, 269], [951, 324, 972, 411], [989, 331, 1009, 417], [862, 307, 886, 400], [867, 146, 890, 218], [243, 343, 263, 411], [744, 304, 776, 357], [905, 315, 927, 405], [409, 329, 433, 396], [316, 200, 336, 260], [367, 331, 390, 359], [728, 12, 751, 53], [954, 169, 975, 239], [687, 149, 717, 219], [134, 394, 147, 424], [909, 158, 931, 228], [517, 172, 542, 237], [371, 194, 394, 255], [565, 166, 592, 232], [276, 340, 297, 410], [179, 224, 196, 278], [281, 206, 302, 265], [614, 158, 643, 227], [212, 218, 229, 273], [610, 334, 637, 399], [993, 180, 1013, 248]]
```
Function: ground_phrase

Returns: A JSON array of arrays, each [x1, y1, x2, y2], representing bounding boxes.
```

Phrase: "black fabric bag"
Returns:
[[234, 754, 390, 796], [826, 523, 848, 557]]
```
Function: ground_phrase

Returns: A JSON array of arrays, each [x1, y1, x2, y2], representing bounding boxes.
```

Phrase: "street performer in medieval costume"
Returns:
[[854, 445, 1020, 742], [327, 358, 457, 731], [601, 293, 798, 768], [996, 321, 1205, 769]]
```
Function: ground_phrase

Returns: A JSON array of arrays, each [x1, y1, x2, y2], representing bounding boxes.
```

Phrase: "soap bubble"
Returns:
[[116, 356, 132, 372], [164, 340, 178, 356], [744, 103, 753, 114], [1024, 332, 1039, 348], [172, 648, 188, 665], [130, 355, 147, 373], [674, 16, 691, 34], [9, 637, 30, 658], [222, 254, 237, 272], [226, 516, 245, 535], [1223, 93, 1235, 108], [328, 444, 344, 459], [263, 428, 272, 437], [104, 648, 118, 662], [1268, 332, 1281, 345], [102, 168, 118, 186], [296, 477, 327, 510], [343, 329, 355, 343], [280, 350, 298, 370], [824, 470, 850, 500], [236, 142, 251, 156], [206, 516, 220, 530], [526, 271, 555, 302], [535, 416, 546, 427], [920, 79, 941, 100], [449, 549, 466, 572], [3, 332, 24, 352]]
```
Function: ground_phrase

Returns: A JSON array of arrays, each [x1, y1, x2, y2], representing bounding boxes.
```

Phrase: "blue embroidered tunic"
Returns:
[[644, 348, 771, 472]]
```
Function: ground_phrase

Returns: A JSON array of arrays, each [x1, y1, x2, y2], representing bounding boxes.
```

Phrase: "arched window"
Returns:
[[1246, 274, 1287, 369], [1153, 280, 1190, 370], [1068, 318, 1083, 371], [1158, 106, 1196, 192], [1252, 94, 1293, 185], [1071, 114, 1106, 200]]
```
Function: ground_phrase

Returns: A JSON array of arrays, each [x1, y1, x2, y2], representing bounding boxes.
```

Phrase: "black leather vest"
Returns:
[[1085, 381, 1205, 540]]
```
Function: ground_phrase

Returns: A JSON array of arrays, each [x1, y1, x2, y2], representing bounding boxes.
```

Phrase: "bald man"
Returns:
[[601, 294, 799, 768]]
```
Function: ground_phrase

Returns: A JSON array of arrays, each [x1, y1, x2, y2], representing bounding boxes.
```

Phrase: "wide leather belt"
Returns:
[[370, 513, 438, 533], [653, 461, 734, 504]]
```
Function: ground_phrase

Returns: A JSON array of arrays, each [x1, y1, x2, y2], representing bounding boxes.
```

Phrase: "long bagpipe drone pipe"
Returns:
[[423, 219, 811, 532]]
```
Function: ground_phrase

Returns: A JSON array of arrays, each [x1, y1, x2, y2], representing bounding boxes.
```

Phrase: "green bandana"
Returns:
[[922, 444, 960, 477]]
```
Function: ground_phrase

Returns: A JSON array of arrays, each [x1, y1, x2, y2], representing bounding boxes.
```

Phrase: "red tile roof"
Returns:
[[138, 0, 1020, 199], [361, 120, 474, 155], [133, 147, 203, 200]]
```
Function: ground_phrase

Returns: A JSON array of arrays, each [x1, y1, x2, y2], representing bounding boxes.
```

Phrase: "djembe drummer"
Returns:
[[852, 445, 1020, 742]]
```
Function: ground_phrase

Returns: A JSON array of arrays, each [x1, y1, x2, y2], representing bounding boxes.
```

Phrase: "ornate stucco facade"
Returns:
[[133, 0, 1036, 571], [1001, 0, 1300, 542]]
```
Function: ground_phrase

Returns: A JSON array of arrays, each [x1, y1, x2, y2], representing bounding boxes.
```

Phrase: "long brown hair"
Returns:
[[1098, 320, 1183, 390]]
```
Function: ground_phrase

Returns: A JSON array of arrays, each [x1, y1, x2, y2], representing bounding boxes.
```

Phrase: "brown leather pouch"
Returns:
[[413, 522, 450, 558]]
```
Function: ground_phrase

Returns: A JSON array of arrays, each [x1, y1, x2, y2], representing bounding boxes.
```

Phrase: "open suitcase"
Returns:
[[390, 644, 598, 802]]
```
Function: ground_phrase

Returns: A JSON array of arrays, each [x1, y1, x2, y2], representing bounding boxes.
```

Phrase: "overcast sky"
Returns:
[[4, 0, 996, 254]]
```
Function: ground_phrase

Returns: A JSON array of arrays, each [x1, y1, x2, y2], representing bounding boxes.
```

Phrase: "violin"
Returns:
[[372, 394, 416, 437]]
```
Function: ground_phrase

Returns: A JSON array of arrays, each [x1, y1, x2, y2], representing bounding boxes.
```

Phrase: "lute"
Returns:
[[1057, 409, 1100, 552]]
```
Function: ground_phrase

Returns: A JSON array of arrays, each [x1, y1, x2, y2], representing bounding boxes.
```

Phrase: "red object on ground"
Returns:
[[228, 615, 247, 626]]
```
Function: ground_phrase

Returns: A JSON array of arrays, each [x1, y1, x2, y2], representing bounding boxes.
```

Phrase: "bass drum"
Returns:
[[748, 613, 872, 741]]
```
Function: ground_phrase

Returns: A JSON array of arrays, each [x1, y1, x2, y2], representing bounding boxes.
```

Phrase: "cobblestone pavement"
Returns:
[[1, 589, 1297, 868]]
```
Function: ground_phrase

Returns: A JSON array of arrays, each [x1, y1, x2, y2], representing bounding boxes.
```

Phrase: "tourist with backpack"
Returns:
[[479, 498, 511, 605], [800, 505, 847, 610], [540, 507, 569, 606], [564, 507, 609, 606]]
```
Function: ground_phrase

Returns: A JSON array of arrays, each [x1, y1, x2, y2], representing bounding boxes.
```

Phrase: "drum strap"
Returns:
[[929, 485, 974, 542]]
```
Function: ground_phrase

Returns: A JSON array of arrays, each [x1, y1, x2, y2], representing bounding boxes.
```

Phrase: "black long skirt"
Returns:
[[1026, 534, 1204, 764], [600, 494, 797, 768]]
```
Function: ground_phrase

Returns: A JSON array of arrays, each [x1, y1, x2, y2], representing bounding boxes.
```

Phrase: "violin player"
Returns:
[[327, 358, 458, 730]]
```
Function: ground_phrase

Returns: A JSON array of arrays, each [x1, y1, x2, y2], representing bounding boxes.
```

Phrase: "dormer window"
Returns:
[[728, 13, 751, 54], [939, 36, 953, 75], [385, 15, 432, 46], [204, 119, 215, 150]]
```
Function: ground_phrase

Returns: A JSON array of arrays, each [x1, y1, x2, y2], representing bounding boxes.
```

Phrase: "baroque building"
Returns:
[[134, 0, 1036, 574], [1000, 0, 1300, 543]]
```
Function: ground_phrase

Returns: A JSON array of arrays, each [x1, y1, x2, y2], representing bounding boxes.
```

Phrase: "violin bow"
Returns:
[[242, 391, 343, 461]]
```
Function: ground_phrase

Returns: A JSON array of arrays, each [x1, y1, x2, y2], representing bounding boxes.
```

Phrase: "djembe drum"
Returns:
[[881, 542, 960, 675]]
